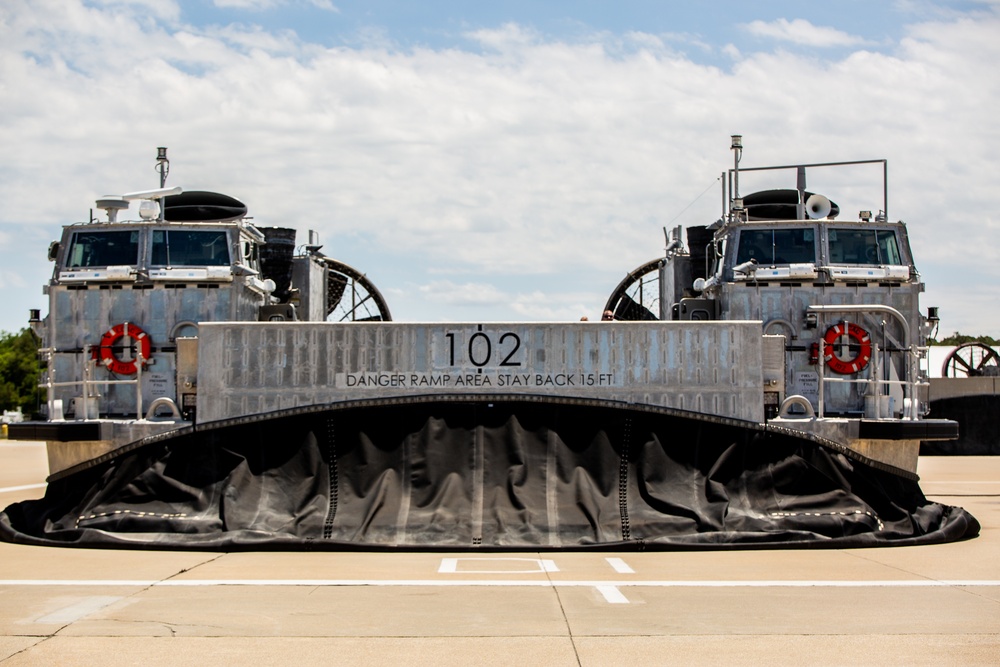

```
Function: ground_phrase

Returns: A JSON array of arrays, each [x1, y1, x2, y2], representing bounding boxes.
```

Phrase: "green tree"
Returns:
[[0, 328, 42, 413], [930, 332, 1000, 346]]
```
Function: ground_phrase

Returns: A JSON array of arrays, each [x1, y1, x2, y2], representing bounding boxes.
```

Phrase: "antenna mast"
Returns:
[[156, 147, 169, 220]]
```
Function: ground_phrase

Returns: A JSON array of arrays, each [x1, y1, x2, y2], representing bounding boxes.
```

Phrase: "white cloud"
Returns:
[[1, 1, 999, 336], [92, 0, 181, 21], [744, 18, 867, 47], [213, 0, 270, 7], [212, 0, 338, 11], [465, 23, 542, 51], [309, 0, 338, 9], [418, 281, 509, 308]]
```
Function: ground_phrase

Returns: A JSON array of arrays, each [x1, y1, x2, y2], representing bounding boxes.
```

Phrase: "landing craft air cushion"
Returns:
[[2, 139, 978, 550]]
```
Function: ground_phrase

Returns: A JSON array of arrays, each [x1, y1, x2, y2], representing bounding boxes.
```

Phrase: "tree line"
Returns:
[[929, 332, 1000, 346], [0, 329, 42, 414]]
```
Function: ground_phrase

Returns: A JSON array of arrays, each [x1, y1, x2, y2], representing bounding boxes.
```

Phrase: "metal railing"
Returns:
[[41, 344, 146, 420], [808, 304, 921, 420]]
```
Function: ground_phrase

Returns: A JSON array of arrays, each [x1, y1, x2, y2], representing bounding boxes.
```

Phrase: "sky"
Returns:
[[2, 0, 999, 335]]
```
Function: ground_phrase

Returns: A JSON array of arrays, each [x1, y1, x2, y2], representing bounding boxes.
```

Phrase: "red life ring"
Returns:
[[97, 323, 152, 375], [822, 322, 871, 374]]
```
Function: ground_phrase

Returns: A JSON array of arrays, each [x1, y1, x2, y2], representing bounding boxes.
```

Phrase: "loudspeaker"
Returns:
[[805, 194, 832, 219]]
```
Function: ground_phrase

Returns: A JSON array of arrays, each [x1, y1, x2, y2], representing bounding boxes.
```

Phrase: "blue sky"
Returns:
[[2, 0, 999, 335], [182, 1, 924, 55], [180, 0, 990, 68]]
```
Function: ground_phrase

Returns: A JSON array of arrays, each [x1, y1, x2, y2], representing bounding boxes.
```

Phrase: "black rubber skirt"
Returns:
[[0, 396, 980, 551]]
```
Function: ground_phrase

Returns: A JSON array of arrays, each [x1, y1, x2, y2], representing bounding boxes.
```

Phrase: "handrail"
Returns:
[[41, 345, 146, 420], [809, 304, 920, 421], [806, 304, 910, 348], [145, 397, 182, 421]]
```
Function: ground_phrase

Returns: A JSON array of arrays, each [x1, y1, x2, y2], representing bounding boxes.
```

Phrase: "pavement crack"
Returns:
[[540, 551, 582, 667], [843, 550, 937, 581], [0, 637, 54, 663], [157, 553, 227, 584], [842, 550, 999, 601]]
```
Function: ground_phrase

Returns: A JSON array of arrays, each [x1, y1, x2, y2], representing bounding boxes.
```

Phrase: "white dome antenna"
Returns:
[[95, 196, 129, 223], [138, 199, 161, 220]]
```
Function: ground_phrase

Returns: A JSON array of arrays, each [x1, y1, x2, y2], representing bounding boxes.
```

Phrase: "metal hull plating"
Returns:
[[45, 279, 265, 419], [196, 321, 764, 425]]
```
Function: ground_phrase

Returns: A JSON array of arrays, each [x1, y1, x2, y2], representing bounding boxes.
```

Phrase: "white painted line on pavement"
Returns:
[[923, 481, 999, 484], [3, 579, 999, 588], [2, 580, 159, 587], [438, 557, 559, 574], [605, 557, 634, 574], [34, 596, 121, 624], [0, 483, 46, 494], [596, 585, 630, 604]]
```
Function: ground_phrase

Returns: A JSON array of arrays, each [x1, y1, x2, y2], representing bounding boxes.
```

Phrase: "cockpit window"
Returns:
[[66, 230, 140, 268], [828, 229, 901, 265], [736, 228, 815, 266], [151, 230, 230, 267]]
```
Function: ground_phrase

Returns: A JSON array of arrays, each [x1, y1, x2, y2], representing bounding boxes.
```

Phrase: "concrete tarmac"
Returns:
[[0, 440, 997, 666]]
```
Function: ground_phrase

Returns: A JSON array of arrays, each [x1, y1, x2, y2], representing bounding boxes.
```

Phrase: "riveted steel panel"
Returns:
[[197, 321, 764, 423]]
